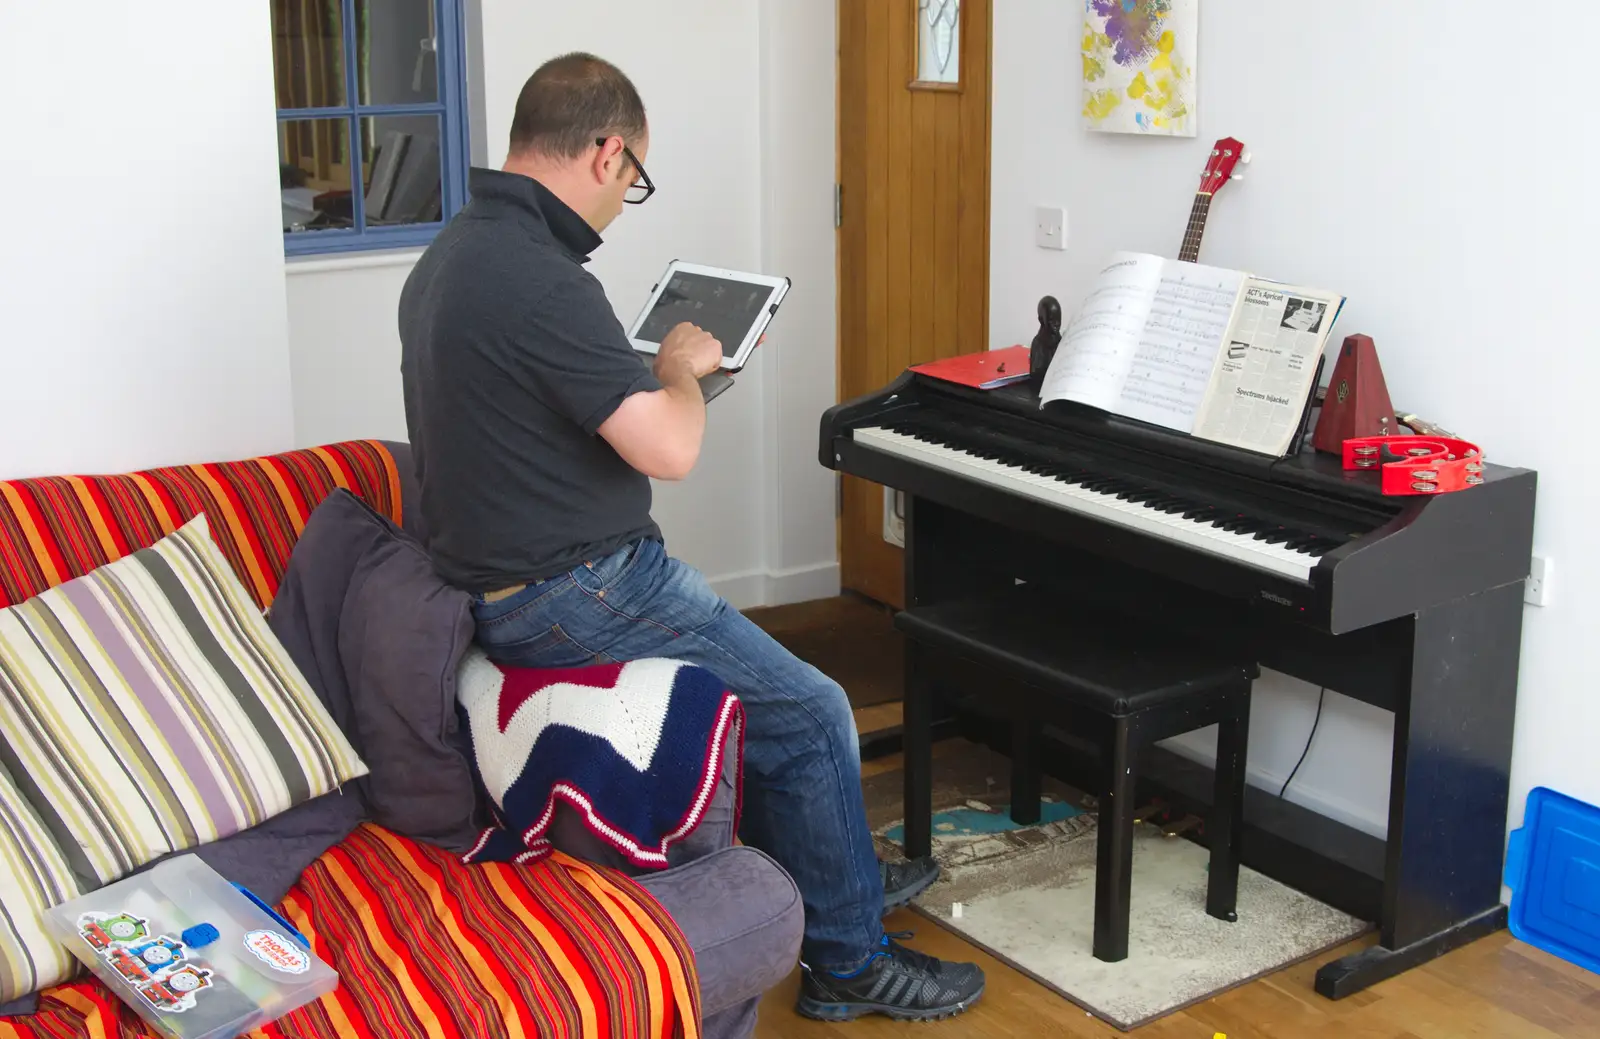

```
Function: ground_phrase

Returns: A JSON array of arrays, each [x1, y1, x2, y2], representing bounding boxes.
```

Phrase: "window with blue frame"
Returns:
[[271, 0, 470, 256]]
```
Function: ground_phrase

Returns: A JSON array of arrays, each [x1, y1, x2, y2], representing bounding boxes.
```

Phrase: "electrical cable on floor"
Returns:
[[1278, 687, 1327, 799]]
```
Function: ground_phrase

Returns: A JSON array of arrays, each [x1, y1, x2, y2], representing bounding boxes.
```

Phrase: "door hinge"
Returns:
[[833, 184, 842, 228]]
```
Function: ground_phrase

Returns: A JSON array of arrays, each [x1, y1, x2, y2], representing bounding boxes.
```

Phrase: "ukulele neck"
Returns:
[[1178, 192, 1211, 264]]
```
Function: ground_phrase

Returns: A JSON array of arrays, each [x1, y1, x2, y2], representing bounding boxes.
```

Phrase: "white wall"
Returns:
[[286, 0, 840, 608], [992, 0, 1599, 839], [758, 1, 842, 603], [0, 4, 294, 480], [286, 259, 415, 448]]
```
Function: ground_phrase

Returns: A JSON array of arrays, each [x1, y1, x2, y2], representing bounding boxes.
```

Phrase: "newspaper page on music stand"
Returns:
[[1190, 280, 1341, 455]]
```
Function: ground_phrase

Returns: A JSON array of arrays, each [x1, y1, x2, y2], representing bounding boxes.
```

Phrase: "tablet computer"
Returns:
[[626, 260, 790, 374]]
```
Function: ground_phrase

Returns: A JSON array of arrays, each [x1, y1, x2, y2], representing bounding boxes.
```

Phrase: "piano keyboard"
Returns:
[[854, 424, 1329, 582]]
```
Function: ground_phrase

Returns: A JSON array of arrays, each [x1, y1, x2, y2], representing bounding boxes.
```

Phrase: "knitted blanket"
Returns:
[[455, 647, 743, 868]]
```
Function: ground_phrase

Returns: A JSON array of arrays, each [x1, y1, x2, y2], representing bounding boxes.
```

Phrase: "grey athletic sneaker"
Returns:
[[881, 856, 941, 913], [796, 932, 986, 1022]]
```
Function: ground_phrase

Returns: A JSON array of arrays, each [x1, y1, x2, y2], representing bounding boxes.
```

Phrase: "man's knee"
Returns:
[[794, 671, 860, 766]]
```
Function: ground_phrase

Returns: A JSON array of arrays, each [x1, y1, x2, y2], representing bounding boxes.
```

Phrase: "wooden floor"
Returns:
[[744, 598, 1600, 1038], [754, 922, 1600, 1038]]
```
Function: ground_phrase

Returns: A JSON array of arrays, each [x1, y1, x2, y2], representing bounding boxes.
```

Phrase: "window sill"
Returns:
[[284, 247, 426, 276]]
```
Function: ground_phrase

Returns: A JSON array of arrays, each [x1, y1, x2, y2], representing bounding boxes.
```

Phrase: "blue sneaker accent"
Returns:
[[828, 934, 893, 978]]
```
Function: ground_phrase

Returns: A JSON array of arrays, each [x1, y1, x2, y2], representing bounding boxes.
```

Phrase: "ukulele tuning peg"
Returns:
[[1241, 150, 1252, 164], [1230, 173, 1244, 181]]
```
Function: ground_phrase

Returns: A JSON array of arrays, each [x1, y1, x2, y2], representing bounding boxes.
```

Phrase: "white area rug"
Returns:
[[872, 783, 1369, 1029]]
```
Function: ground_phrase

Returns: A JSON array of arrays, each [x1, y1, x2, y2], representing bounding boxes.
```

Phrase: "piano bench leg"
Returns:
[[1206, 684, 1251, 923], [1010, 718, 1042, 826], [1093, 718, 1135, 963], [902, 641, 934, 861]]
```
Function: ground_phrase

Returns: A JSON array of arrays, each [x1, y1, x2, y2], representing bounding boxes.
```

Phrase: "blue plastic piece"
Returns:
[[231, 883, 311, 949], [181, 922, 219, 948], [883, 801, 1083, 846], [1504, 786, 1600, 975]]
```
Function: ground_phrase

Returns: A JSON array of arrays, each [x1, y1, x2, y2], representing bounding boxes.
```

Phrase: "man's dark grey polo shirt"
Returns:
[[399, 168, 662, 593]]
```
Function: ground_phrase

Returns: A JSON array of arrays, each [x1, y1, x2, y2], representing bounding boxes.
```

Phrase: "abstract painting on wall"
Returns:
[[1082, 0, 1197, 136]]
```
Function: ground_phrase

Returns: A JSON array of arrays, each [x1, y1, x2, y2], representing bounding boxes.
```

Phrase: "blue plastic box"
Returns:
[[1503, 786, 1600, 975]]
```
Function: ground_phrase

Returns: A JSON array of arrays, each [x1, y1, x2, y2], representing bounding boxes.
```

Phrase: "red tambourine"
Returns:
[[1342, 434, 1485, 495]]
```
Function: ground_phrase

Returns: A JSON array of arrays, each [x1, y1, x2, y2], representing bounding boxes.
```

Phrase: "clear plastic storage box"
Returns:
[[44, 853, 338, 1039]]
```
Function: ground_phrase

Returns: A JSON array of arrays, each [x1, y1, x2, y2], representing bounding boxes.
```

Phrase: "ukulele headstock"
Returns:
[[1198, 137, 1248, 196]]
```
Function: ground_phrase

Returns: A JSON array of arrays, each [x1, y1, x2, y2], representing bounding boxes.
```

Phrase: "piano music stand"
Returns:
[[895, 586, 1258, 963]]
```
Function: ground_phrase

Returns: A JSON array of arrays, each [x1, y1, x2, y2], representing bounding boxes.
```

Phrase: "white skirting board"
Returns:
[[710, 561, 841, 611]]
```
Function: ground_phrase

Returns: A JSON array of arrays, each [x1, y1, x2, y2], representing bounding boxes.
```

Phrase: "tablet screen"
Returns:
[[634, 271, 772, 361]]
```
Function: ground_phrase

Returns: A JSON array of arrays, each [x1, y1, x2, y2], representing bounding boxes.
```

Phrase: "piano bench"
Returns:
[[894, 586, 1259, 964]]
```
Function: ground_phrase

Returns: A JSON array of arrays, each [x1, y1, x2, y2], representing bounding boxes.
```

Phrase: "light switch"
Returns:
[[1034, 206, 1066, 250]]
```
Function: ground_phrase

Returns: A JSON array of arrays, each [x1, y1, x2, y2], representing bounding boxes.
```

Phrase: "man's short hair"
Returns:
[[508, 52, 647, 161]]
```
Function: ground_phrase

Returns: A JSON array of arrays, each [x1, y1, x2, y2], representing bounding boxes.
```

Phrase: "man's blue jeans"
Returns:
[[468, 536, 886, 973]]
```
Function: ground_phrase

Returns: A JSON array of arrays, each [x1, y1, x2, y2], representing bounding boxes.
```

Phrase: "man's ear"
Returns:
[[594, 137, 624, 185]]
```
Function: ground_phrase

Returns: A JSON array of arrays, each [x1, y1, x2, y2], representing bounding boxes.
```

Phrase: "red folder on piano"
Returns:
[[910, 346, 1031, 390]]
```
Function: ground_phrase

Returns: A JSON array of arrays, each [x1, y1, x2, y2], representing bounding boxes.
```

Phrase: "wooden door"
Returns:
[[837, 0, 992, 609]]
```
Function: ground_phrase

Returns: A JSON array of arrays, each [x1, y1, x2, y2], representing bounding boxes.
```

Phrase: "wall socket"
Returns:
[[882, 487, 905, 547], [1525, 555, 1552, 606], [1034, 206, 1067, 250]]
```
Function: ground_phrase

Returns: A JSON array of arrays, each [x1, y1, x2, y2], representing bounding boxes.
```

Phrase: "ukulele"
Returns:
[[1179, 137, 1249, 263]]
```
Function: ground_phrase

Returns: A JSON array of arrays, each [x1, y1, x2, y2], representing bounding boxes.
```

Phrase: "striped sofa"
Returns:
[[0, 440, 793, 1039]]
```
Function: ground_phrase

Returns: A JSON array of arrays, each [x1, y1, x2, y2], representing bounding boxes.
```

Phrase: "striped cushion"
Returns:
[[4, 826, 701, 1039], [0, 512, 368, 1001], [0, 766, 79, 1004]]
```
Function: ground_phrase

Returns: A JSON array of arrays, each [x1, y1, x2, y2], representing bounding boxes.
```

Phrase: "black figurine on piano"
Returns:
[[1028, 295, 1061, 396], [818, 362, 1536, 999]]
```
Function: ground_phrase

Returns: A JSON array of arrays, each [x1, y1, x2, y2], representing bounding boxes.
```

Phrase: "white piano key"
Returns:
[[854, 426, 1316, 583]]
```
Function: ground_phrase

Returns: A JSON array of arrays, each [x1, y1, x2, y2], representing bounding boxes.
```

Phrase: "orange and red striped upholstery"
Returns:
[[0, 443, 700, 1039], [0, 441, 402, 612]]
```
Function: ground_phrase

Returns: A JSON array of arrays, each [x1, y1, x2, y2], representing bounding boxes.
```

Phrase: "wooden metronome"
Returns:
[[1312, 334, 1395, 454]]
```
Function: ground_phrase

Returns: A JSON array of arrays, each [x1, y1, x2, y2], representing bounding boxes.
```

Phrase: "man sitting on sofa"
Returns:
[[398, 52, 985, 1022]]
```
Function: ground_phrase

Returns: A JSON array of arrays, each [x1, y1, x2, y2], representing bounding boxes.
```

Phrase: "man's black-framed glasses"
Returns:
[[597, 137, 655, 204]]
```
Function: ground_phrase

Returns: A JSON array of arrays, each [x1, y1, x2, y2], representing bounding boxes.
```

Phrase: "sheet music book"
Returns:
[[1039, 251, 1345, 456]]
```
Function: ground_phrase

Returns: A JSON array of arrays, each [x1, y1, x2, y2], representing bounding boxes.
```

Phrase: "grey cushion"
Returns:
[[0, 995, 37, 1017], [547, 729, 802, 1022], [637, 847, 802, 1018], [183, 790, 365, 904], [268, 489, 483, 851]]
